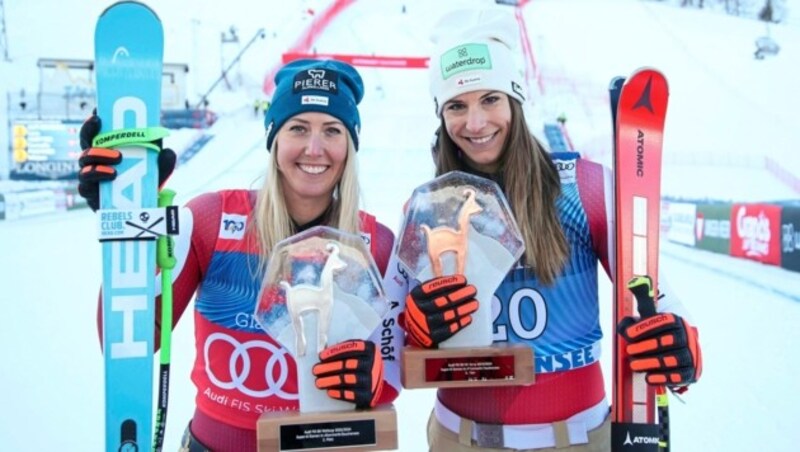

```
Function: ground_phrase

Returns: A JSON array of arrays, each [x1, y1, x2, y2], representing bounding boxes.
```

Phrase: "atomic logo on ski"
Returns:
[[624, 431, 633, 446], [622, 430, 660, 447], [632, 77, 655, 114]]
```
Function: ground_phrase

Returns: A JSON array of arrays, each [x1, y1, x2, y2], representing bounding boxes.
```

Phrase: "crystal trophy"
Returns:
[[254, 226, 397, 451], [397, 171, 534, 388]]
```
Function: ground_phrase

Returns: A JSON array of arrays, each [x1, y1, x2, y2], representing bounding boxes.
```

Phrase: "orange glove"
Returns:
[[617, 276, 703, 390], [313, 340, 384, 409], [404, 275, 478, 348]]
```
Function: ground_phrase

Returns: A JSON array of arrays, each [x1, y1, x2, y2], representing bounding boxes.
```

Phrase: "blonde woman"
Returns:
[[78, 59, 401, 451]]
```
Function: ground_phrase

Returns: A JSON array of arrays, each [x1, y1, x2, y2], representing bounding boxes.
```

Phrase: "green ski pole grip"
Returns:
[[156, 188, 176, 362]]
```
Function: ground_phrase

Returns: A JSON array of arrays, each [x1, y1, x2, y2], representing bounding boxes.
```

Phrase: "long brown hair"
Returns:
[[434, 97, 569, 285]]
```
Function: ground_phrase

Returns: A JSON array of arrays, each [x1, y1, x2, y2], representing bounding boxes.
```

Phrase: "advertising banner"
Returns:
[[0, 190, 58, 220], [730, 203, 782, 266], [781, 206, 800, 272], [665, 201, 697, 247], [695, 203, 732, 255], [9, 119, 82, 181]]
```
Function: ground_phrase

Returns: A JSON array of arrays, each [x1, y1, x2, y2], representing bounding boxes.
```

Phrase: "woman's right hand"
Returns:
[[77, 112, 176, 211], [404, 274, 479, 348], [77, 114, 121, 211]]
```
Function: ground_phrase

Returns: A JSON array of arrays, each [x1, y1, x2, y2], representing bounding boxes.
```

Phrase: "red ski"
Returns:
[[611, 68, 668, 451]]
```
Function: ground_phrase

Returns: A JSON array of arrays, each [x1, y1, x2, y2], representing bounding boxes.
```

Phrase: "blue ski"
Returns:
[[609, 75, 625, 128], [94, 2, 163, 450]]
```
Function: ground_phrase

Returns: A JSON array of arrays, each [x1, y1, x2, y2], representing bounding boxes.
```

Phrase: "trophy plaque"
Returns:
[[397, 171, 534, 389], [254, 226, 398, 451]]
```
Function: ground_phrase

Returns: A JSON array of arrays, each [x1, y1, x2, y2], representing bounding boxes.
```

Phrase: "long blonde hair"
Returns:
[[252, 133, 361, 273], [434, 98, 569, 285]]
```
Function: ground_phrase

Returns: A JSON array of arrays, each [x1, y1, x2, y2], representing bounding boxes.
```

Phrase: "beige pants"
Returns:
[[427, 411, 611, 452]]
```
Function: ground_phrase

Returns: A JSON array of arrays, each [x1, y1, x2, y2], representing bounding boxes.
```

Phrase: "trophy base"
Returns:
[[402, 344, 534, 389], [257, 404, 398, 452]]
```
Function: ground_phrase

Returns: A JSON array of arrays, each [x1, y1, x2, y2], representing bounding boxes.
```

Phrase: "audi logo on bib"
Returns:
[[204, 332, 298, 400]]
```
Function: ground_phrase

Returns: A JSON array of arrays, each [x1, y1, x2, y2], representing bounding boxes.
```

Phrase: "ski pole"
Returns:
[[153, 189, 177, 452], [627, 275, 670, 452]]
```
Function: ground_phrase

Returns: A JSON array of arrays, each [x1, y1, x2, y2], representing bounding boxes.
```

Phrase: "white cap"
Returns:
[[429, 7, 526, 117]]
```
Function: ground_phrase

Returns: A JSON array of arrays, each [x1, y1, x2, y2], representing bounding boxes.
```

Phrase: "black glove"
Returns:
[[404, 274, 478, 348], [312, 339, 384, 409], [617, 276, 703, 390], [77, 112, 176, 211]]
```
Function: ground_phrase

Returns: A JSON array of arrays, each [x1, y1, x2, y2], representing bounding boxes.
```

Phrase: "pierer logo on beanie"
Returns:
[[293, 69, 339, 94], [440, 44, 492, 80]]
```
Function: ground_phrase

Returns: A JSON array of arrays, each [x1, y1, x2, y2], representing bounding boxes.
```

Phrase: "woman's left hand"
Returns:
[[617, 276, 703, 391], [312, 339, 384, 408]]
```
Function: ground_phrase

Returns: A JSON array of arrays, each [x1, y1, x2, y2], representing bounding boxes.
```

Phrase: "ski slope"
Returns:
[[1, 1, 799, 451]]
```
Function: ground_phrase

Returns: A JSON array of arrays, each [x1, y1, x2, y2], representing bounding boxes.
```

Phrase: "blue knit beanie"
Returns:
[[264, 59, 364, 151]]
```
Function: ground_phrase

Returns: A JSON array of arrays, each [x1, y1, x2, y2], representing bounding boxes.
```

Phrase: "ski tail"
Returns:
[[120, 419, 137, 449], [610, 69, 669, 451], [609, 75, 625, 130]]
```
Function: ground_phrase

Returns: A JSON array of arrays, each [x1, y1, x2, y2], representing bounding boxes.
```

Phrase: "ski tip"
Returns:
[[99, 1, 161, 21], [622, 67, 670, 95], [609, 76, 625, 90], [625, 67, 667, 83]]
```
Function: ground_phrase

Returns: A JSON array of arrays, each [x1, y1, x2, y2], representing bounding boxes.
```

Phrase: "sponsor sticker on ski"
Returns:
[[97, 206, 179, 241]]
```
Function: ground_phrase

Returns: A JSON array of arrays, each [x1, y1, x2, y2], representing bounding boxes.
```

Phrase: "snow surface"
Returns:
[[1, 0, 799, 451]]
